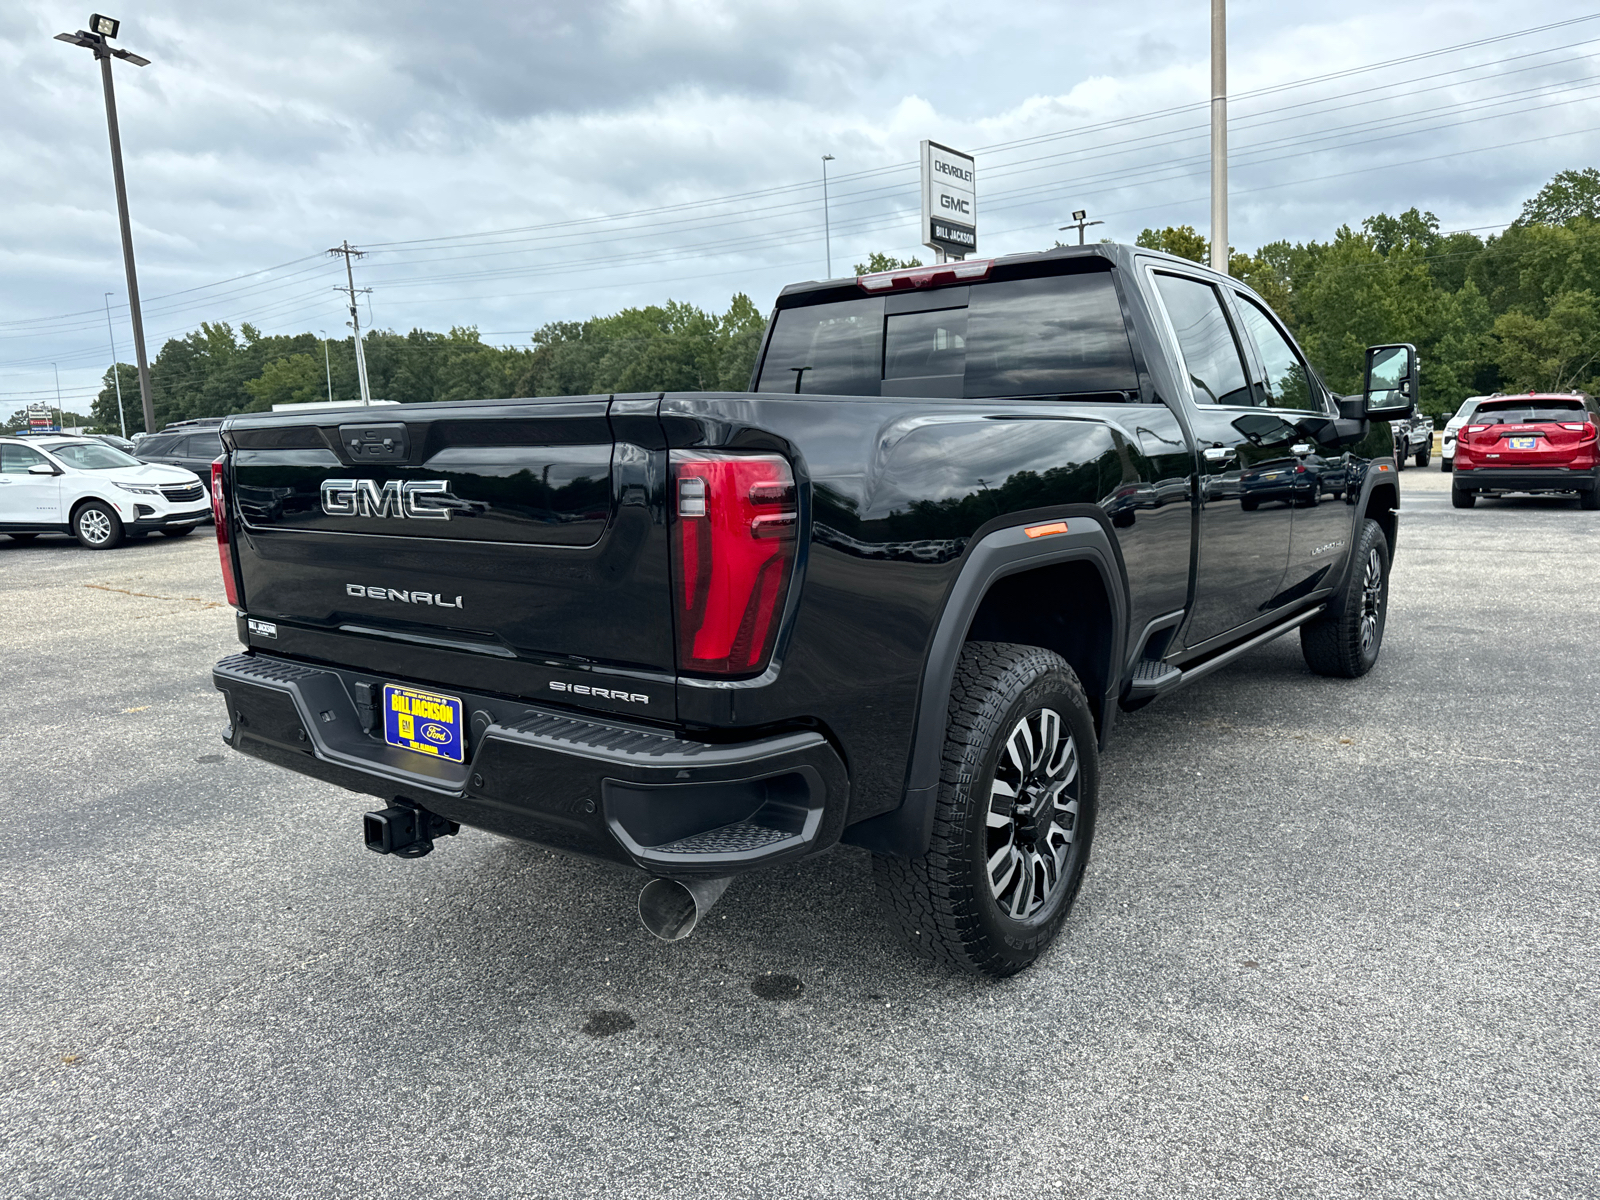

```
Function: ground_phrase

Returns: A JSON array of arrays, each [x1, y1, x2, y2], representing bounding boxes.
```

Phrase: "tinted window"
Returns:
[[140, 435, 176, 456], [1153, 273, 1252, 407], [756, 297, 885, 395], [1235, 296, 1315, 411], [885, 307, 966, 380], [963, 274, 1137, 398], [1475, 399, 1586, 423], [184, 432, 224, 458], [758, 272, 1138, 399], [0, 444, 48, 474]]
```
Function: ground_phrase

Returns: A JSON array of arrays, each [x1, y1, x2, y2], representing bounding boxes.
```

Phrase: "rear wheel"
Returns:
[[873, 642, 1098, 978], [1416, 445, 1430, 468], [72, 501, 124, 550], [1581, 480, 1600, 511], [1394, 448, 1406, 471], [1451, 485, 1476, 509], [1301, 518, 1389, 678]]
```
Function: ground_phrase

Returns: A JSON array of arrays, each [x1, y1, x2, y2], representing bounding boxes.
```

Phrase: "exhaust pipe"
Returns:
[[638, 876, 732, 942]]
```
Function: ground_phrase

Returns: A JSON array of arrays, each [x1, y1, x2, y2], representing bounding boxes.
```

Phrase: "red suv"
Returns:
[[1452, 392, 1600, 510]]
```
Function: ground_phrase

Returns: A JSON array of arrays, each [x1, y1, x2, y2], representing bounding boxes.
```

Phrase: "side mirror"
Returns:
[[1363, 343, 1418, 420], [27, 463, 59, 476]]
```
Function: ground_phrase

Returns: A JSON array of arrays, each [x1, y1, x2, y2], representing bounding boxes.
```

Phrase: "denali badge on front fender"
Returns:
[[321, 478, 453, 520]]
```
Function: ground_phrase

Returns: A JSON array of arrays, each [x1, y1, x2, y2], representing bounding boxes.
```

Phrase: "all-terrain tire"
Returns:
[[872, 642, 1099, 978], [1416, 445, 1430, 468], [1300, 518, 1389, 678], [72, 500, 124, 550], [1451, 486, 1476, 509]]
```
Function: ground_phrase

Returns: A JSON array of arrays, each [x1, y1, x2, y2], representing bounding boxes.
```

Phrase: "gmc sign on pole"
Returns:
[[920, 140, 976, 259]]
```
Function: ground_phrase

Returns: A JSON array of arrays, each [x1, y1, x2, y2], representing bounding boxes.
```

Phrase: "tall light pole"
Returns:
[[1209, 0, 1229, 275], [56, 16, 157, 434], [821, 154, 835, 278], [103, 291, 126, 437], [52, 364, 66, 430], [319, 330, 334, 403], [1060, 209, 1104, 246]]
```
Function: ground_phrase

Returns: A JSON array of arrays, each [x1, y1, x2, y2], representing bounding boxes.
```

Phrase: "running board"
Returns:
[[1124, 606, 1326, 703]]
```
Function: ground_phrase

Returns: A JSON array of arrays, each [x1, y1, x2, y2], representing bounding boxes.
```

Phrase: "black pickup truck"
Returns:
[[209, 244, 1413, 977]]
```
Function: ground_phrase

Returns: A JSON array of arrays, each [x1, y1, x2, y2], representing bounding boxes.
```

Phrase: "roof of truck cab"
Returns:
[[774, 241, 1229, 304]]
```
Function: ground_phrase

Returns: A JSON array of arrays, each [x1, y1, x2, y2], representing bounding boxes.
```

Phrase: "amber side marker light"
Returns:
[[1024, 521, 1069, 539]]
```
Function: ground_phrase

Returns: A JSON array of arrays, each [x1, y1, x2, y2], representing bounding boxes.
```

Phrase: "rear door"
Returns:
[[226, 397, 677, 714]]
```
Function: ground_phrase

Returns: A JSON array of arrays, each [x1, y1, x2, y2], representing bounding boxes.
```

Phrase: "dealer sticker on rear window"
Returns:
[[382, 684, 464, 763]]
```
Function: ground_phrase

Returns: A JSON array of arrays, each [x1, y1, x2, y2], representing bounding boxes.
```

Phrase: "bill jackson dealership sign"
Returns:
[[921, 140, 976, 258]]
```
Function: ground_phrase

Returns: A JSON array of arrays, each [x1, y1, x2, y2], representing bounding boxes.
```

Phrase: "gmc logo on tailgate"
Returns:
[[321, 479, 452, 520]]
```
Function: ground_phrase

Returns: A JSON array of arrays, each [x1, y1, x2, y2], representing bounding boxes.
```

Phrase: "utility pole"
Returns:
[[1060, 209, 1104, 246], [1209, 0, 1229, 275], [103, 291, 126, 437], [821, 155, 835, 278], [56, 17, 156, 434], [328, 241, 373, 405], [319, 330, 334, 403], [52, 364, 64, 431]]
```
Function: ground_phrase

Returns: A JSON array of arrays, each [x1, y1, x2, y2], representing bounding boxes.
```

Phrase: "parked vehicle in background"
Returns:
[[207, 244, 1413, 978], [1390, 404, 1433, 469], [1440, 396, 1488, 471], [87, 433, 137, 454], [0, 435, 211, 548], [136, 419, 225, 494], [1451, 392, 1600, 509]]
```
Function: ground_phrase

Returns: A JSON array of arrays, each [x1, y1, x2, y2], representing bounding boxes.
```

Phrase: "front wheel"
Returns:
[[873, 642, 1098, 978], [1417, 445, 1430, 468], [73, 500, 124, 550], [1300, 518, 1389, 678], [1439, 455, 1451, 473], [1394, 447, 1406, 471]]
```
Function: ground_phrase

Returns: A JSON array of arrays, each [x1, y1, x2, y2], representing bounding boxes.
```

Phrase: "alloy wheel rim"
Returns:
[[985, 707, 1080, 920], [79, 509, 112, 544], [1359, 546, 1384, 654]]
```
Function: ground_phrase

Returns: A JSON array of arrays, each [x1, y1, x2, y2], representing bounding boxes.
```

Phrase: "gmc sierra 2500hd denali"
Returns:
[[210, 244, 1414, 977]]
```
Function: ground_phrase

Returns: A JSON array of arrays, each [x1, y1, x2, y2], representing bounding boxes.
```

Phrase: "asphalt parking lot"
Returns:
[[3, 465, 1597, 1200]]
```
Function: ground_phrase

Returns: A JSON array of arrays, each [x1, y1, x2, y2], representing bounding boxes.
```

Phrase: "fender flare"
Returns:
[[843, 515, 1127, 859]]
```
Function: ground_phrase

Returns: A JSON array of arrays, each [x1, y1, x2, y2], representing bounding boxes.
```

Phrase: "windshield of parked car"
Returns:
[[1473, 399, 1587, 424], [43, 441, 143, 470]]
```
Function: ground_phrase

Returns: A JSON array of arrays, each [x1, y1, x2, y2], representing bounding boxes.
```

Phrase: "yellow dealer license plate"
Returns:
[[382, 684, 465, 762]]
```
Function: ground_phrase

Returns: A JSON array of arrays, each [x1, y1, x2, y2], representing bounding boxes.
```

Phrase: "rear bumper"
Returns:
[[1453, 467, 1596, 492], [212, 652, 848, 877]]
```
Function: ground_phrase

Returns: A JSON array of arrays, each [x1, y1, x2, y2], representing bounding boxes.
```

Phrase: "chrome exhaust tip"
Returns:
[[637, 876, 732, 942]]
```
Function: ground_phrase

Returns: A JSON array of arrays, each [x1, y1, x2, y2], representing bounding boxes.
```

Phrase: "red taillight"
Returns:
[[669, 451, 798, 676], [858, 258, 993, 291], [212, 458, 240, 608]]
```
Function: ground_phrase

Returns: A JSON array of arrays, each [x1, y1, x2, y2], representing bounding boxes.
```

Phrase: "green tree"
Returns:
[[90, 362, 142, 433], [244, 353, 328, 410], [1517, 168, 1600, 226], [1492, 290, 1600, 393], [851, 252, 923, 275], [1135, 225, 1208, 263]]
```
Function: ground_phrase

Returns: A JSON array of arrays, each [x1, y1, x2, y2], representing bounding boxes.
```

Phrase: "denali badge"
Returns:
[[346, 584, 463, 609], [321, 478, 452, 520]]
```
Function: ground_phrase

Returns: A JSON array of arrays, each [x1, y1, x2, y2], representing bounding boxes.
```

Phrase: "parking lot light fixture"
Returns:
[[55, 15, 156, 435]]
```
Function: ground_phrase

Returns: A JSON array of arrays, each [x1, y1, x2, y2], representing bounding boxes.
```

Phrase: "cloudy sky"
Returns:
[[3, 0, 1597, 421]]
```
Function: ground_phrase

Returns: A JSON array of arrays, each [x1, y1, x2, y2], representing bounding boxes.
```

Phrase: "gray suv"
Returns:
[[136, 424, 225, 479]]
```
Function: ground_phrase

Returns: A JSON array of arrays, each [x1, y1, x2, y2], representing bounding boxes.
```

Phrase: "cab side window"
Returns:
[[1, 445, 48, 474], [1235, 296, 1318, 412], [1152, 273, 1253, 407]]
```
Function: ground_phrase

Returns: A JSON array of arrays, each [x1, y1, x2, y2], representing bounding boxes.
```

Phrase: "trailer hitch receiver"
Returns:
[[363, 801, 459, 858]]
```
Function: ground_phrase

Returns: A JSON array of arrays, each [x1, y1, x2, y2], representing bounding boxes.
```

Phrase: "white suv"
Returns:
[[0, 435, 212, 550], [1440, 396, 1489, 472]]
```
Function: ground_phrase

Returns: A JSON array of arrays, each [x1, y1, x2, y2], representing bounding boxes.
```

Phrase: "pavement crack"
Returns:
[[85, 583, 224, 609]]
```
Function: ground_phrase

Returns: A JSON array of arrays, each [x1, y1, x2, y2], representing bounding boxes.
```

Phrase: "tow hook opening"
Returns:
[[363, 801, 459, 858]]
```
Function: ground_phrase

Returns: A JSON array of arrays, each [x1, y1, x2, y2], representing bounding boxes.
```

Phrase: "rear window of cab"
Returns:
[[1473, 399, 1588, 423], [756, 272, 1138, 401]]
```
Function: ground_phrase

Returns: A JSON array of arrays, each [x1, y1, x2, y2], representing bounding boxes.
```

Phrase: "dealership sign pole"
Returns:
[[920, 140, 976, 263]]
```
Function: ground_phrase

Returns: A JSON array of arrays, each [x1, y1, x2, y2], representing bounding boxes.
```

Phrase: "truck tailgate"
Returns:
[[225, 397, 675, 715]]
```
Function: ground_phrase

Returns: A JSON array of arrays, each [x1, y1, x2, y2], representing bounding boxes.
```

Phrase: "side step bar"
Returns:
[[1124, 605, 1325, 704]]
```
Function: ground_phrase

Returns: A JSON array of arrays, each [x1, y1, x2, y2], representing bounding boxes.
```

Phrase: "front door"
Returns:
[[1149, 270, 1293, 649], [0, 444, 62, 528], [1230, 292, 1353, 600]]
